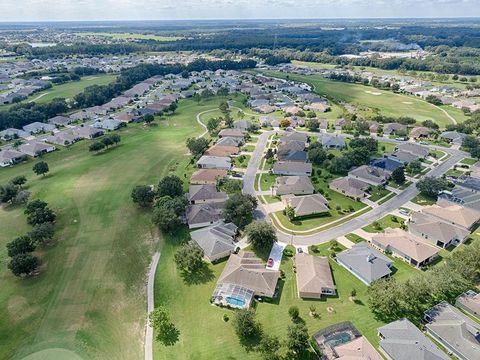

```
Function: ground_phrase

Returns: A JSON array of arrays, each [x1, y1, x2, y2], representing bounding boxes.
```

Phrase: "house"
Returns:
[[18, 141, 56, 157], [294, 253, 335, 299], [335, 118, 349, 130], [329, 177, 370, 199], [93, 119, 125, 131], [233, 120, 252, 131], [185, 202, 225, 229], [211, 250, 280, 308], [440, 131, 467, 145], [277, 140, 306, 153], [277, 149, 308, 162], [304, 102, 330, 112], [383, 123, 407, 136], [439, 176, 480, 211], [370, 157, 404, 173], [73, 126, 104, 139], [424, 301, 480, 360], [190, 221, 238, 262], [410, 126, 432, 139], [378, 318, 449, 360], [274, 176, 314, 196], [336, 242, 393, 285], [421, 201, 480, 231], [408, 211, 470, 248], [348, 165, 389, 186], [190, 169, 227, 185], [272, 161, 312, 176], [205, 145, 239, 157], [218, 128, 245, 139], [197, 156, 232, 170], [318, 133, 346, 149], [22, 122, 56, 134], [0, 128, 29, 140], [216, 136, 243, 147], [334, 336, 382, 360], [45, 131, 80, 147], [187, 184, 228, 204], [0, 149, 26, 167], [394, 142, 429, 159], [455, 290, 480, 319], [282, 194, 329, 218], [371, 228, 439, 268], [48, 115, 72, 127], [280, 131, 309, 144]]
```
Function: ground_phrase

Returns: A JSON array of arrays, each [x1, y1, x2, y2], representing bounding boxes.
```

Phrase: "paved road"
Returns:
[[243, 131, 468, 246]]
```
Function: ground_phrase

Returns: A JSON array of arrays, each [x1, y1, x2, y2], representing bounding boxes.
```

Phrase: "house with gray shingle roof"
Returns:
[[282, 194, 329, 218], [190, 221, 238, 262], [18, 141, 56, 157], [0, 149, 26, 167], [48, 115, 72, 127], [348, 165, 389, 186], [197, 156, 232, 170], [185, 202, 225, 229], [440, 131, 467, 145], [274, 176, 314, 196], [272, 161, 312, 176], [378, 318, 449, 360], [456, 290, 480, 319], [0, 128, 29, 140], [318, 133, 346, 149], [188, 184, 228, 204], [336, 242, 393, 285], [329, 177, 370, 199], [22, 122, 56, 135], [424, 301, 480, 360]]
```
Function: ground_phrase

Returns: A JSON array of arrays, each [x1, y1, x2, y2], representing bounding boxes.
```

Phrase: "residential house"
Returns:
[[216, 136, 243, 147], [394, 142, 429, 159], [383, 123, 407, 136], [439, 176, 480, 211], [456, 290, 480, 319], [0, 128, 29, 140], [424, 301, 480, 360], [408, 211, 470, 248], [0, 149, 26, 167], [197, 156, 232, 170], [233, 120, 252, 131], [334, 336, 382, 360], [22, 122, 56, 135], [277, 140, 306, 153], [336, 242, 393, 286], [329, 177, 370, 199], [93, 119, 125, 131], [371, 228, 439, 268], [274, 176, 314, 196], [348, 165, 389, 186], [410, 126, 432, 139], [335, 118, 350, 130], [218, 128, 245, 139], [187, 184, 228, 205], [272, 161, 312, 176], [190, 221, 238, 262], [185, 202, 225, 229], [378, 318, 449, 360], [294, 253, 336, 299], [205, 145, 239, 157], [73, 126, 104, 139], [318, 133, 346, 149], [282, 194, 329, 218], [190, 169, 227, 185], [304, 102, 330, 112], [48, 115, 72, 127], [45, 131, 80, 147], [277, 149, 308, 162], [211, 250, 280, 308], [370, 157, 404, 173], [18, 141, 56, 157], [422, 201, 480, 231], [280, 131, 309, 144], [440, 131, 467, 145]]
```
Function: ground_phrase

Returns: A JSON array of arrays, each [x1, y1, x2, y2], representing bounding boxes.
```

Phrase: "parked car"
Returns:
[[267, 258, 274, 268]]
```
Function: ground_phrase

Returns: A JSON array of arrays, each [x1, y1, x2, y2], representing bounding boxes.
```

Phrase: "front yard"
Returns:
[[368, 187, 391, 202], [362, 214, 405, 233]]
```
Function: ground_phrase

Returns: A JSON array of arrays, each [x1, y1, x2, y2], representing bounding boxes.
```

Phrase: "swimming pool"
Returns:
[[324, 331, 353, 347], [226, 297, 246, 307]]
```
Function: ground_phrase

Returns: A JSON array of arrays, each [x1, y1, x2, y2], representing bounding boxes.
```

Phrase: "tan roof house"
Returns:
[[348, 165, 389, 186], [410, 126, 432, 139], [205, 145, 240, 157], [330, 177, 370, 199], [371, 228, 439, 268], [190, 169, 227, 185], [455, 290, 480, 319], [282, 193, 329, 218], [422, 201, 480, 231], [335, 336, 382, 360], [274, 176, 314, 196], [294, 253, 335, 299]]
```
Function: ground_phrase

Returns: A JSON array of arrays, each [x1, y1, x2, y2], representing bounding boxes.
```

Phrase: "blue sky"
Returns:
[[0, 0, 479, 21]]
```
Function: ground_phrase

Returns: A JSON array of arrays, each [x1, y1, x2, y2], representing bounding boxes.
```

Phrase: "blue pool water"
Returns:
[[226, 297, 246, 306], [325, 332, 353, 347]]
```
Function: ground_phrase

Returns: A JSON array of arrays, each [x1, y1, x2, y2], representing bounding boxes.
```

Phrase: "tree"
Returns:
[[288, 306, 300, 320], [391, 167, 406, 184], [158, 175, 183, 198], [131, 185, 155, 208], [8, 253, 39, 277], [102, 136, 114, 147], [349, 137, 378, 154], [416, 177, 449, 199], [207, 117, 221, 134], [24, 199, 56, 225], [156, 195, 187, 216], [426, 95, 442, 106], [220, 178, 243, 194], [14, 190, 31, 205], [32, 161, 49, 177], [223, 194, 258, 229], [219, 101, 229, 114], [28, 222, 55, 245], [149, 307, 180, 346], [280, 118, 291, 128], [0, 183, 19, 203], [285, 206, 296, 221], [6, 236, 36, 257], [407, 160, 422, 175], [89, 141, 105, 152], [152, 206, 181, 233], [286, 322, 309, 355], [11, 175, 27, 187], [110, 134, 121, 145], [307, 146, 327, 165], [257, 334, 281, 359], [265, 148, 274, 160], [174, 242, 204, 273], [143, 114, 155, 124], [233, 309, 262, 341], [245, 220, 277, 252], [306, 118, 319, 132], [186, 137, 209, 156]]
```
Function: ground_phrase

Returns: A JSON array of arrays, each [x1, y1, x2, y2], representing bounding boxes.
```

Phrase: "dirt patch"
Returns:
[[326, 306, 335, 313], [402, 101, 413, 105], [8, 296, 35, 322], [365, 91, 382, 96]]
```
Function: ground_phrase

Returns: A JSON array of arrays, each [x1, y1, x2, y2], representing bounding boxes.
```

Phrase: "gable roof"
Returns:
[[294, 253, 335, 295], [378, 318, 450, 360], [336, 242, 392, 285], [217, 250, 280, 297], [422, 201, 480, 229]]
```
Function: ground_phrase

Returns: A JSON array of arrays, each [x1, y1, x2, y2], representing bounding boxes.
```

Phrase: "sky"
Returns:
[[0, 0, 479, 21]]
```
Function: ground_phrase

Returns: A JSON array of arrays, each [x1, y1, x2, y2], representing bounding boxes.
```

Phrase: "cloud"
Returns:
[[0, 0, 478, 21]]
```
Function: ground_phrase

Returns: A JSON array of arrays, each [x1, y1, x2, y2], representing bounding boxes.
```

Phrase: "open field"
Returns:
[[0, 97, 230, 360], [154, 239, 385, 360], [76, 32, 184, 41], [259, 70, 460, 128]]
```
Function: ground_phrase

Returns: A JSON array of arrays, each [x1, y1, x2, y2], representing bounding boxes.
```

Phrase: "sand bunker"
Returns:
[[402, 101, 413, 105], [365, 91, 382, 96]]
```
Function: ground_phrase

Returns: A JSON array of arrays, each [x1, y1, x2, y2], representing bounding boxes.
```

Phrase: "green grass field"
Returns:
[[0, 97, 233, 360], [154, 238, 385, 360], [259, 70, 459, 128]]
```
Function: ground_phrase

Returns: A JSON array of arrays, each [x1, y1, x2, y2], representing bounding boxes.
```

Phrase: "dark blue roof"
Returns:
[[370, 157, 404, 172]]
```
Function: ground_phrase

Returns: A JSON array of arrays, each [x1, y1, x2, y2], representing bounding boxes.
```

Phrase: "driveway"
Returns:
[[263, 201, 285, 214]]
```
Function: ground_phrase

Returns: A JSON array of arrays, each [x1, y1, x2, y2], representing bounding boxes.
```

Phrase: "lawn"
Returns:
[[153, 238, 385, 360], [259, 70, 457, 128], [460, 158, 478, 165], [0, 97, 228, 360], [345, 233, 366, 243], [242, 144, 255, 152], [368, 187, 391, 202], [362, 214, 405, 233], [258, 173, 278, 191], [411, 193, 437, 206], [233, 154, 251, 168]]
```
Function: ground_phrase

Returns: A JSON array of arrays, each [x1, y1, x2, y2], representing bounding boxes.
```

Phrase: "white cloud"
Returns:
[[0, 0, 478, 21]]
